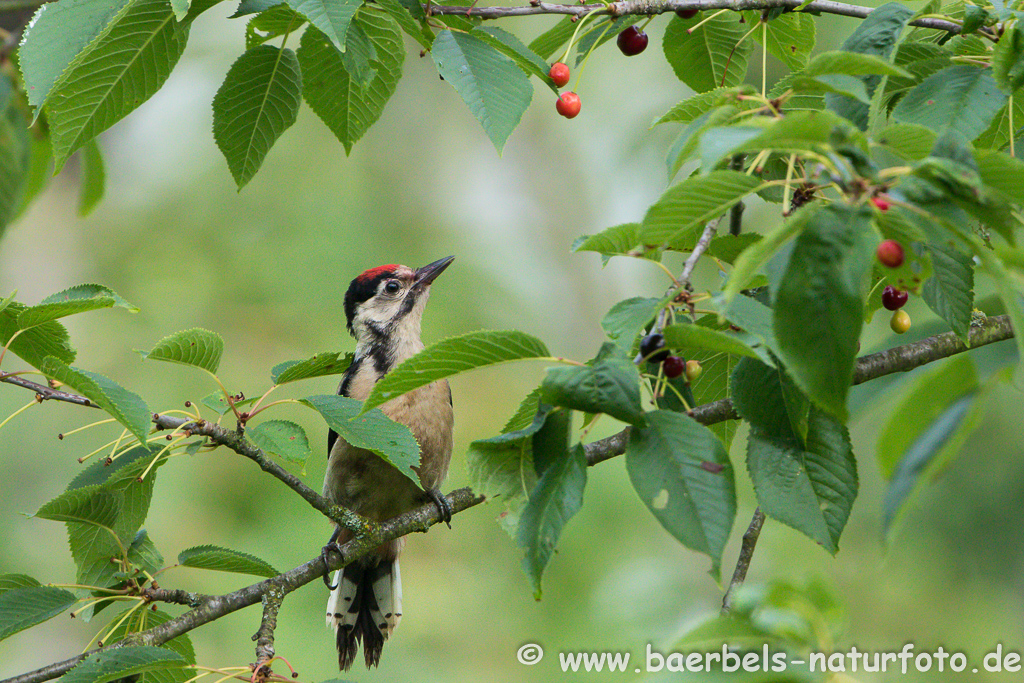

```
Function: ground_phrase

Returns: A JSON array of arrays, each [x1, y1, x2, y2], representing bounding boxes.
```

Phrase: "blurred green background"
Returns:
[[2, 4, 1024, 682]]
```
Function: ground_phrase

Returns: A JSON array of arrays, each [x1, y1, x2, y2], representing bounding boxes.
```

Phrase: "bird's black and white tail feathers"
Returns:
[[326, 558, 403, 670]]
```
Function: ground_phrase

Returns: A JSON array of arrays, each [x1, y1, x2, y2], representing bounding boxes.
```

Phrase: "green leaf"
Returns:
[[127, 529, 164, 577], [773, 204, 875, 420], [974, 148, 1024, 206], [640, 170, 761, 248], [732, 356, 810, 444], [804, 50, 912, 78], [104, 607, 196, 681], [19, 0, 133, 114], [0, 301, 76, 368], [877, 122, 936, 161], [285, 0, 360, 51], [757, 12, 815, 72], [200, 390, 257, 416], [893, 66, 1008, 141], [747, 407, 857, 554], [60, 646, 187, 683], [473, 27, 555, 90], [663, 12, 753, 93], [40, 358, 151, 443], [666, 105, 738, 180], [501, 387, 543, 434], [298, 12, 404, 154], [431, 29, 532, 153], [178, 545, 278, 577], [248, 420, 311, 466], [723, 203, 820, 304], [824, 2, 912, 129], [467, 404, 550, 510], [572, 223, 654, 263], [876, 355, 977, 479], [601, 297, 664, 353], [363, 329, 549, 412], [302, 394, 421, 485], [705, 233, 762, 264], [271, 351, 352, 384], [11, 131, 53, 223], [652, 86, 754, 127], [375, 0, 431, 50], [45, 0, 190, 171], [626, 410, 736, 579], [540, 343, 643, 426], [530, 407, 572, 476], [0, 575, 39, 593], [78, 138, 105, 216], [0, 585, 78, 642], [527, 16, 574, 60], [246, 5, 306, 49], [17, 284, 137, 329], [922, 243, 974, 341], [36, 484, 122, 529], [141, 328, 224, 375], [993, 26, 1024, 92], [0, 75, 30, 235], [516, 444, 587, 599], [213, 45, 302, 189], [662, 322, 766, 362]]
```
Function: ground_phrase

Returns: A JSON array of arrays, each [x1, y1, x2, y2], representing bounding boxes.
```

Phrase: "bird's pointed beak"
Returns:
[[414, 255, 455, 287]]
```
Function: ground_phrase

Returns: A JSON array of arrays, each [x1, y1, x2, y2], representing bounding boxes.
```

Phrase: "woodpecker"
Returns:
[[323, 255, 456, 671]]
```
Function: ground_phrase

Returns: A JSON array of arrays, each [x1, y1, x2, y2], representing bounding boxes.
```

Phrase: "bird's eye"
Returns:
[[384, 281, 400, 294]]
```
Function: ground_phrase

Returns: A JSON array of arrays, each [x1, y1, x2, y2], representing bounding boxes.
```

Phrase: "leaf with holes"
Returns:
[[140, 328, 224, 375], [271, 351, 353, 384], [40, 358, 151, 443], [178, 545, 278, 578], [45, 0, 190, 172], [213, 45, 302, 189], [285, 0, 360, 52], [641, 171, 761, 249], [626, 410, 735, 579], [18, 284, 137, 329], [363, 329, 548, 412], [248, 420, 311, 466], [431, 29, 532, 153], [303, 394, 421, 485], [517, 444, 587, 599], [663, 12, 753, 93], [0, 585, 78, 642], [298, 11, 404, 154]]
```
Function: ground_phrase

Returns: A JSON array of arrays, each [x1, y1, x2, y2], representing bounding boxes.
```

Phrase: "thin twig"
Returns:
[[252, 588, 284, 674], [0, 372, 98, 407], [721, 507, 765, 614], [680, 218, 722, 291], [729, 155, 746, 235]]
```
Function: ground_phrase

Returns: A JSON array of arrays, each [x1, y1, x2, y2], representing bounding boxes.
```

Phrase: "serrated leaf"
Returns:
[[0, 585, 78, 642], [572, 223, 653, 263], [104, 607, 196, 683], [501, 387, 543, 434], [78, 138, 105, 216], [248, 420, 311, 465], [662, 322, 766, 363], [516, 443, 587, 599], [723, 206, 821, 304], [877, 122, 936, 161], [641, 171, 761, 248], [40, 358, 151, 443], [747, 407, 857, 554], [46, 0, 190, 171], [0, 575, 39, 593], [246, 5, 306, 49], [601, 297, 664, 353], [141, 328, 224, 375], [773, 204, 874, 420], [653, 86, 754, 127], [302, 394, 421, 485], [363, 329, 549, 412], [19, 0, 133, 114], [666, 105, 738, 180], [540, 343, 643, 426], [298, 12, 404, 154], [663, 12, 753, 93], [285, 0, 359, 51], [705, 233, 761, 264], [993, 26, 1024, 92], [757, 12, 815, 71], [60, 646, 187, 683], [0, 301, 76, 368], [467, 403, 550, 510], [18, 284, 137, 329], [213, 45, 301, 189], [375, 0, 431, 49], [974, 148, 1024, 206], [271, 351, 352, 384], [626, 410, 735, 579], [804, 50, 912, 78], [178, 545, 278, 577], [528, 15, 574, 60], [474, 27, 554, 90], [923, 242, 974, 340], [431, 29, 531, 153], [127, 529, 164, 577], [36, 485, 122, 529], [893, 66, 1008, 141], [732, 356, 810, 444]]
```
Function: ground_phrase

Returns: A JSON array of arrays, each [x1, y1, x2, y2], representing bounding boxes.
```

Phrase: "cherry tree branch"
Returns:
[[425, 0, 963, 35], [721, 507, 765, 614]]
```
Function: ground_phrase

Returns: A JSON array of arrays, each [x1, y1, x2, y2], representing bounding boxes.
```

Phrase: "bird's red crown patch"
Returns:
[[357, 264, 399, 282]]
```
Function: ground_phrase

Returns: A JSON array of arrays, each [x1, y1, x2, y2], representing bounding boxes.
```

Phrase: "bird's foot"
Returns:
[[427, 488, 452, 529], [321, 532, 344, 589]]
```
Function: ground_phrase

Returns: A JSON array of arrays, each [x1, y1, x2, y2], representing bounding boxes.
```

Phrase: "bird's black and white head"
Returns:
[[344, 256, 454, 361]]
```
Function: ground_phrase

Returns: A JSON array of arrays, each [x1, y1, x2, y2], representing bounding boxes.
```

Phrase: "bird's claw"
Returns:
[[427, 488, 452, 529], [321, 540, 344, 589]]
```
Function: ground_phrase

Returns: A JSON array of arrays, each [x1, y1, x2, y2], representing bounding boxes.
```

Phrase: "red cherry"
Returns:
[[877, 240, 904, 268], [871, 196, 890, 211], [881, 285, 908, 311], [616, 26, 649, 56], [663, 356, 685, 379], [549, 62, 570, 88], [675, 8, 699, 18], [556, 92, 581, 119]]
